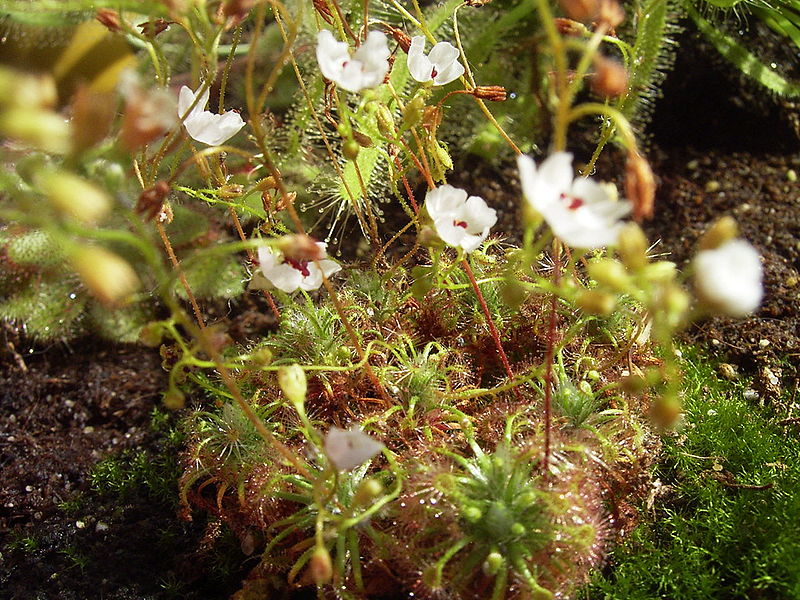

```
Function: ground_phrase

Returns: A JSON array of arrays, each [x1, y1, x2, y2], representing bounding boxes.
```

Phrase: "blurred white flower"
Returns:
[[316, 30, 390, 93], [424, 184, 497, 253], [517, 152, 631, 248], [324, 425, 384, 471], [694, 239, 763, 317], [177, 85, 245, 146], [252, 243, 341, 293], [407, 36, 465, 86]]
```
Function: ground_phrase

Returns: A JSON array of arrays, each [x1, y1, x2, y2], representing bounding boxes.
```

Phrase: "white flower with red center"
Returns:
[[407, 35, 465, 86], [177, 85, 245, 146], [424, 184, 497, 253], [324, 425, 384, 471], [693, 239, 763, 317], [252, 242, 341, 293], [517, 152, 631, 249], [316, 30, 390, 93]]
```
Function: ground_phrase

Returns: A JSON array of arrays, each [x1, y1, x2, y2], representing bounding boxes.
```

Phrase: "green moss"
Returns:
[[589, 347, 800, 599]]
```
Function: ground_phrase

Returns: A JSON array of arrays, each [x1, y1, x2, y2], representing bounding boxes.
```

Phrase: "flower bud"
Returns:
[[309, 546, 333, 585], [643, 260, 676, 283], [662, 285, 690, 328], [95, 8, 122, 32], [0, 69, 57, 110], [471, 85, 507, 102], [0, 108, 71, 154], [587, 258, 630, 292], [249, 347, 273, 366], [138, 18, 172, 37], [650, 395, 682, 428], [278, 364, 307, 406], [559, 0, 599, 22], [598, 0, 625, 29], [71, 246, 140, 306], [70, 87, 116, 153], [591, 55, 628, 98], [620, 373, 646, 394], [402, 95, 426, 129], [698, 216, 739, 251], [625, 151, 656, 221], [616, 223, 648, 270], [501, 279, 527, 310], [555, 17, 588, 36], [375, 104, 396, 139], [163, 387, 186, 410], [576, 289, 616, 315], [136, 180, 171, 221], [342, 139, 360, 161], [352, 478, 383, 508], [139, 322, 164, 347], [483, 551, 504, 575], [119, 74, 177, 151], [352, 129, 374, 148], [38, 170, 111, 224]]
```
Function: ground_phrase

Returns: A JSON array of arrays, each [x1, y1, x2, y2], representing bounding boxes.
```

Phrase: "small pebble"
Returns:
[[95, 522, 109, 532], [705, 180, 721, 193], [83, 426, 95, 434], [718, 363, 738, 380], [24, 485, 33, 492], [787, 169, 797, 182], [707, 409, 718, 416], [75, 520, 85, 529], [759, 339, 770, 348], [744, 389, 760, 401]]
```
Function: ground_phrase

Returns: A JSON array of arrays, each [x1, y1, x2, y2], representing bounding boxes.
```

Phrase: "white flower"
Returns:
[[252, 243, 341, 293], [424, 185, 497, 253], [177, 85, 245, 146], [324, 425, 384, 471], [316, 30, 390, 93], [694, 239, 763, 317], [517, 152, 631, 248], [407, 36, 465, 86]]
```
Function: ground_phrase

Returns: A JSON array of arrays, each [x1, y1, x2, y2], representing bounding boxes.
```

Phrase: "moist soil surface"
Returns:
[[2, 19, 799, 600]]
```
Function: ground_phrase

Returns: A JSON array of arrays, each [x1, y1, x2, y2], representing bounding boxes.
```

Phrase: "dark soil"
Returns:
[[1, 15, 799, 600]]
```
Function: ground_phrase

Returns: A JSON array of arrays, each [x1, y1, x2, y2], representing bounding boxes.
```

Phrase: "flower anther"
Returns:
[[177, 85, 245, 146], [407, 35, 465, 86], [252, 242, 341, 293], [517, 152, 631, 248], [316, 30, 390, 93], [424, 184, 497, 253]]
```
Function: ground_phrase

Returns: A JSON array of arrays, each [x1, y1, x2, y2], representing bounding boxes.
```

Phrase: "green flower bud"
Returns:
[[402, 95, 426, 129], [139, 322, 164, 347], [375, 104, 396, 138], [0, 108, 71, 154], [576, 289, 616, 316], [38, 170, 111, 224], [250, 347, 273, 366], [698, 216, 739, 250], [483, 551, 504, 575], [278, 364, 307, 406], [309, 546, 333, 585], [616, 223, 648, 270], [463, 506, 482, 522], [587, 258, 630, 292], [342, 139, 360, 161], [644, 260, 677, 283], [163, 387, 185, 410], [352, 478, 383, 508], [71, 245, 140, 306]]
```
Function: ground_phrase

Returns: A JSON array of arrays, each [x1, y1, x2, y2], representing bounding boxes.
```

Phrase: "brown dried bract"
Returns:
[[472, 85, 507, 102], [625, 151, 656, 221], [95, 8, 122, 32]]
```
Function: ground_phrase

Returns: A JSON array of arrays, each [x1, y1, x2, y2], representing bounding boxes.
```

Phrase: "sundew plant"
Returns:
[[0, 0, 769, 598]]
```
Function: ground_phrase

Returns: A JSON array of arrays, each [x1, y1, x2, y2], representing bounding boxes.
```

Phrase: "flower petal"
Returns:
[[407, 35, 434, 82], [463, 195, 497, 234], [324, 426, 384, 471], [427, 41, 460, 68], [432, 60, 464, 85]]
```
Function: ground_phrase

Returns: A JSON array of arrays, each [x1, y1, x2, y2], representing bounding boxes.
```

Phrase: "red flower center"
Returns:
[[431, 67, 438, 79], [560, 192, 584, 211], [453, 220, 468, 229], [285, 257, 311, 277]]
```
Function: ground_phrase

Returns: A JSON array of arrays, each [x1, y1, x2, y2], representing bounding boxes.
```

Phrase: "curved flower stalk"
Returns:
[[693, 239, 763, 317], [424, 185, 497, 253], [517, 152, 631, 248], [316, 30, 390, 93], [407, 36, 465, 86], [177, 85, 245, 146], [251, 243, 341, 293]]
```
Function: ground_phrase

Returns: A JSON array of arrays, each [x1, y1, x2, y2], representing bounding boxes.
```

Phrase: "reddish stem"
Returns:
[[462, 258, 523, 402], [542, 294, 557, 468]]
